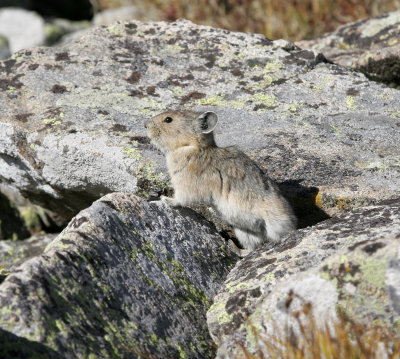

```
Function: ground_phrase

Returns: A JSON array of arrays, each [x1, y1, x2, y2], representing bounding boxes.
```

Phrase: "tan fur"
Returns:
[[145, 110, 296, 254]]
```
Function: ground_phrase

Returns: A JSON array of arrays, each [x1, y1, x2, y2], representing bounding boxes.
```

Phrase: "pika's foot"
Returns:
[[228, 239, 251, 258], [160, 195, 179, 207]]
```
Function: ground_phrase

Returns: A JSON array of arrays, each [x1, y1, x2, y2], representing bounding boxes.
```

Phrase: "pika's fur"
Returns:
[[145, 110, 296, 254]]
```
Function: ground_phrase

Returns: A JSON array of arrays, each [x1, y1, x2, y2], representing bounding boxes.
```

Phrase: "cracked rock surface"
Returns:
[[296, 9, 400, 85], [0, 193, 237, 359], [208, 198, 400, 358]]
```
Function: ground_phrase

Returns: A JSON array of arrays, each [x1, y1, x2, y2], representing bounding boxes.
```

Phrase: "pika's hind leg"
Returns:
[[234, 228, 263, 251]]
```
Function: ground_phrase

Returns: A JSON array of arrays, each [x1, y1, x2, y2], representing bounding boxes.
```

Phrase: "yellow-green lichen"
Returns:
[[172, 87, 184, 96], [365, 52, 374, 62], [19, 206, 42, 231], [166, 44, 186, 53], [194, 95, 225, 106], [11, 53, 25, 62], [226, 280, 255, 294], [148, 333, 159, 347], [346, 96, 358, 110], [6, 86, 16, 93], [242, 320, 264, 351], [175, 343, 187, 359], [263, 61, 282, 74], [330, 124, 344, 137], [135, 160, 170, 197], [288, 102, 304, 113], [121, 146, 141, 160], [264, 272, 275, 282], [107, 25, 124, 36], [252, 93, 278, 109], [388, 109, 400, 119], [42, 117, 62, 126], [354, 160, 387, 171], [360, 258, 386, 288], [338, 42, 350, 49], [217, 311, 233, 325], [388, 38, 398, 46], [312, 85, 323, 90], [0, 36, 8, 47], [378, 93, 392, 101]]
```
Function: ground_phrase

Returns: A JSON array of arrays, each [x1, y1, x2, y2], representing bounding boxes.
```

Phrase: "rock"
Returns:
[[207, 198, 400, 357], [0, 193, 237, 358], [93, 6, 163, 26], [45, 18, 91, 46], [0, 8, 46, 53], [0, 36, 10, 60], [296, 10, 400, 85], [0, 20, 399, 223], [0, 233, 56, 275], [0, 191, 30, 240], [0, 184, 66, 234]]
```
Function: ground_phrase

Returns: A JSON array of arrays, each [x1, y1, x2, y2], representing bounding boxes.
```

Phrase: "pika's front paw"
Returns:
[[160, 196, 179, 207]]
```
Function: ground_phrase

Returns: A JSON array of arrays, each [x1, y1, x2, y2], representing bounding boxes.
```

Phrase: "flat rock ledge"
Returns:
[[1, 19, 399, 224], [296, 9, 400, 85], [0, 193, 237, 359], [207, 198, 400, 358]]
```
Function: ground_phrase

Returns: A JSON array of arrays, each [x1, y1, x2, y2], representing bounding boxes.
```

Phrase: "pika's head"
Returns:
[[145, 110, 218, 152]]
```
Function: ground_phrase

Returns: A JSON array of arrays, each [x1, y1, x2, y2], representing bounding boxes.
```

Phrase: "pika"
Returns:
[[145, 110, 296, 254]]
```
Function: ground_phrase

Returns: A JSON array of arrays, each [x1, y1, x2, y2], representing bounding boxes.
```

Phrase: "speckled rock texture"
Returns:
[[1, 19, 399, 223], [0, 192, 237, 359], [207, 198, 400, 358], [296, 10, 400, 85], [0, 233, 56, 274]]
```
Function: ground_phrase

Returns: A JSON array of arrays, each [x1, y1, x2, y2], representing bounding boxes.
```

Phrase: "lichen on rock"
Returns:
[[0, 193, 237, 358], [208, 198, 400, 357]]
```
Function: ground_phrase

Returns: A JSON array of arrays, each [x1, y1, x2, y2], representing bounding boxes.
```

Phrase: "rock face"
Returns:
[[207, 198, 400, 357], [0, 19, 399, 224], [0, 193, 237, 359], [92, 6, 162, 26], [0, 234, 56, 275], [296, 10, 400, 85], [0, 8, 46, 53]]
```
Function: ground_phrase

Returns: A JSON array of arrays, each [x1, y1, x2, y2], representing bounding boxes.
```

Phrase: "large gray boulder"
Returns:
[[296, 10, 400, 85], [0, 233, 56, 274], [0, 8, 46, 53], [0, 19, 399, 223], [207, 198, 400, 357], [0, 193, 237, 358]]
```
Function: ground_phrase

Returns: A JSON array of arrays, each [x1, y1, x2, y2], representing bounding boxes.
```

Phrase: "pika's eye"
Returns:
[[164, 117, 173, 123]]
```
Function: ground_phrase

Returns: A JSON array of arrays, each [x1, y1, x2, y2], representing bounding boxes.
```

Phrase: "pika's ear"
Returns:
[[196, 112, 218, 134]]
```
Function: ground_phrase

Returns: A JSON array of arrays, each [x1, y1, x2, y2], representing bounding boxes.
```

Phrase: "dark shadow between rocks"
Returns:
[[0, 328, 60, 359], [278, 179, 330, 229]]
